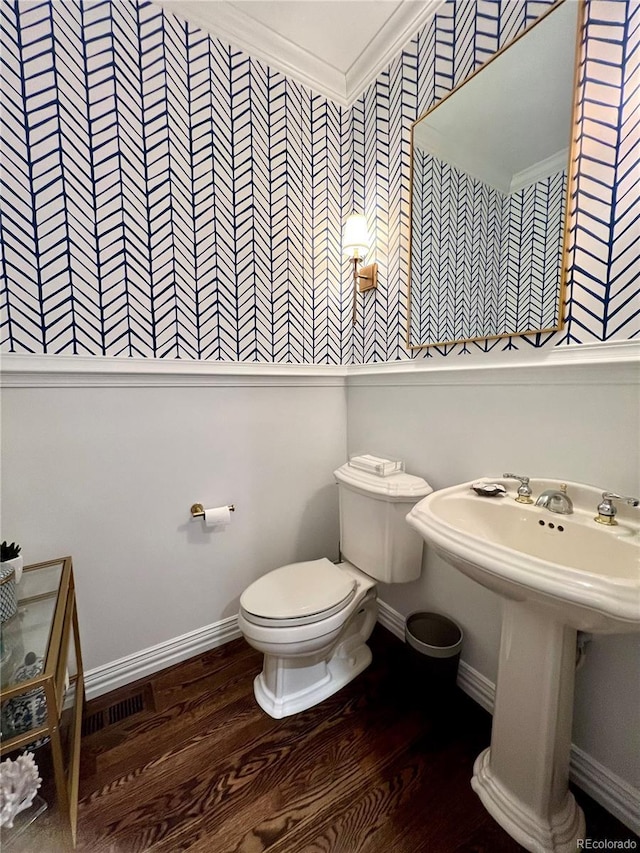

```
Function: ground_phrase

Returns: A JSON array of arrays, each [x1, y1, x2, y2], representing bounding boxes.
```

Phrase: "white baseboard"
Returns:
[[456, 659, 496, 714], [84, 615, 241, 700], [376, 597, 406, 639], [570, 746, 640, 837], [84, 604, 639, 836], [376, 599, 640, 836]]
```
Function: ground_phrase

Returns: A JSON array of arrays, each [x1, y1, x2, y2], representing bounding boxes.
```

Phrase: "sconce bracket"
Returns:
[[357, 263, 378, 292]]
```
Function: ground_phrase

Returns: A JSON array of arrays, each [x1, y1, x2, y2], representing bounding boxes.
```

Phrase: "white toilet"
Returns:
[[238, 458, 432, 718]]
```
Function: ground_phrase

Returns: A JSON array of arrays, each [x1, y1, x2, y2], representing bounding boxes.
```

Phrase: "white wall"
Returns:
[[2, 349, 638, 818], [346, 358, 640, 790], [1, 373, 346, 671]]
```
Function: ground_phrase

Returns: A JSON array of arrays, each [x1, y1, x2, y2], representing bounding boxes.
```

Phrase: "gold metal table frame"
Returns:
[[0, 557, 84, 847]]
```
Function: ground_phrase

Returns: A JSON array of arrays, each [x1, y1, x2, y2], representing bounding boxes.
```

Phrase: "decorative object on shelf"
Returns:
[[0, 752, 42, 828], [0, 654, 49, 748], [0, 565, 17, 622], [0, 542, 21, 623], [0, 616, 24, 692], [1, 541, 23, 584]]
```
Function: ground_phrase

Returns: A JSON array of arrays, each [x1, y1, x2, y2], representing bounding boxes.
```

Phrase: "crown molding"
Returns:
[[157, 0, 346, 102], [154, 0, 445, 108], [509, 149, 569, 195], [345, 1, 446, 105]]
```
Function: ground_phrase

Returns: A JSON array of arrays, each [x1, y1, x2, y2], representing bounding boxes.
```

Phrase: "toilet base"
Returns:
[[254, 641, 373, 719]]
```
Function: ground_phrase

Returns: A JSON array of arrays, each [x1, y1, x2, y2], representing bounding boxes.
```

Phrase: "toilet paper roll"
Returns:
[[204, 505, 231, 527]]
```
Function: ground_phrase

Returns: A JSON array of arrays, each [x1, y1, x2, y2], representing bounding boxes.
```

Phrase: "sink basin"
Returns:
[[407, 478, 640, 853], [407, 478, 640, 633]]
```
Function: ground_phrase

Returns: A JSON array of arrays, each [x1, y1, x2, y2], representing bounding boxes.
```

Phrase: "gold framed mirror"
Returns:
[[407, 0, 583, 350]]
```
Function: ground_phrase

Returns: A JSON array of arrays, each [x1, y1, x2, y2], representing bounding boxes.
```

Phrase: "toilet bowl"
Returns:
[[239, 558, 377, 718], [238, 458, 432, 718]]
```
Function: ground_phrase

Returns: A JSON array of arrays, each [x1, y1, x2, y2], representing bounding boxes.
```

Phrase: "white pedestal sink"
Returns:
[[407, 478, 640, 853]]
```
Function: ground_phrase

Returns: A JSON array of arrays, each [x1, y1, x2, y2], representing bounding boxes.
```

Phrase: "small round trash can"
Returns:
[[405, 612, 463, 695]]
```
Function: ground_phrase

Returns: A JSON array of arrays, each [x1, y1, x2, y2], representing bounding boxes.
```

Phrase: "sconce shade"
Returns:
[[343, 214, 370, 259]]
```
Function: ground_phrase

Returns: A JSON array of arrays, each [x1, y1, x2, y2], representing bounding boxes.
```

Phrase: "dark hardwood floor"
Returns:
[[8, 627, 639, 852]]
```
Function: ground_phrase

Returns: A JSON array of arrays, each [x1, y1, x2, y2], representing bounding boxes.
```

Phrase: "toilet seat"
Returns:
[[240, 558, 357, 627]]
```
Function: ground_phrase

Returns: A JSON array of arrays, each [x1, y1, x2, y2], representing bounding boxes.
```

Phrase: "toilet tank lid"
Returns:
[[240, 558, 356, 620], [334, 462, 432, 501]]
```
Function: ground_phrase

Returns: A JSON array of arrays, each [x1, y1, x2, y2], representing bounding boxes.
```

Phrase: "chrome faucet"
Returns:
[[502, 474, 533, 504], [536, 483, 573, 515], [594, 492, 640, 526]]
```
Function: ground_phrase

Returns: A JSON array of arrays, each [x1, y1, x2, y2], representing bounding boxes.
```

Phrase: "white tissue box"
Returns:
[[348, 454, 404, 477]]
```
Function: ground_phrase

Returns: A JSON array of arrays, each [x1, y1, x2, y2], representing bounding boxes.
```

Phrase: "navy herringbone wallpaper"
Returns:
[[1, 0, 638, 363], [410, 149, 566, 345], [1, 0, 351, 362], [353, 0, 639, 361]]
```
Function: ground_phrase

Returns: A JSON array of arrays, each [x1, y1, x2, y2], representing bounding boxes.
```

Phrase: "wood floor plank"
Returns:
[[9, 626, 633, 853], [79, 645, 262, 796], [150, 699, 429, 852], [256, 714, 479, 853], [81, 667, 415, 852]]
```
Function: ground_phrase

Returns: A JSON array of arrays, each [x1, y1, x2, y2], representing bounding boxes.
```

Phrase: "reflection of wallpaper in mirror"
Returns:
[[410, 150, 566, 345]]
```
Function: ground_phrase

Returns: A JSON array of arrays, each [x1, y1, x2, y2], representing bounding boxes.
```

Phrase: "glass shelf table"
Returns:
[[0, 557, 84, 847]]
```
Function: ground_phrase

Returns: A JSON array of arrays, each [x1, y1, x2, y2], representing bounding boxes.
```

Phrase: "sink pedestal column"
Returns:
[[471, 600, 586, 853]]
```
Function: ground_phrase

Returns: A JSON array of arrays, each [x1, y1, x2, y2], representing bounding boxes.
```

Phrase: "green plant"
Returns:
[[1, 541, 21, 561]]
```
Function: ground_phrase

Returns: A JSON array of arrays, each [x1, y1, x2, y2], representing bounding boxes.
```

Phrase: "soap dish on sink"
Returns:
[[471, 482, 507, 498]]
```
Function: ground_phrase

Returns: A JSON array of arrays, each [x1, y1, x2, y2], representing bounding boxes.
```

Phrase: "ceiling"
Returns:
[[154, 0, 445, 106]]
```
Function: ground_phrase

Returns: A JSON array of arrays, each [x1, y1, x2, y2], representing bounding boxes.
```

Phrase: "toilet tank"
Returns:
[[334, 461, 433, 583]]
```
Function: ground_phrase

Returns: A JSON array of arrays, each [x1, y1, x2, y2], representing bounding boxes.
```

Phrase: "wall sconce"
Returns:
[[343, 214, 378, 325]]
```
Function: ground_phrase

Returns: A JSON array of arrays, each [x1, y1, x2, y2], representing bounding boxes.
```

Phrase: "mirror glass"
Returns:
[[407, 1, 579, 349]]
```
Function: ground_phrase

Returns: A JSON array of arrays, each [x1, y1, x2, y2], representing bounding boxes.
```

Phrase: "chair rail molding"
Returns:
[[346, 340, 640, 387], [0, 353, 345, 387], [1, 341, 637, 388]]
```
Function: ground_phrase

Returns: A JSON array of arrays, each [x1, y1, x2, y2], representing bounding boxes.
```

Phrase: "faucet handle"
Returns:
[[595, 492, 640, 526], [601, 492, 639, 505], [502, 473, 534, 504]]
